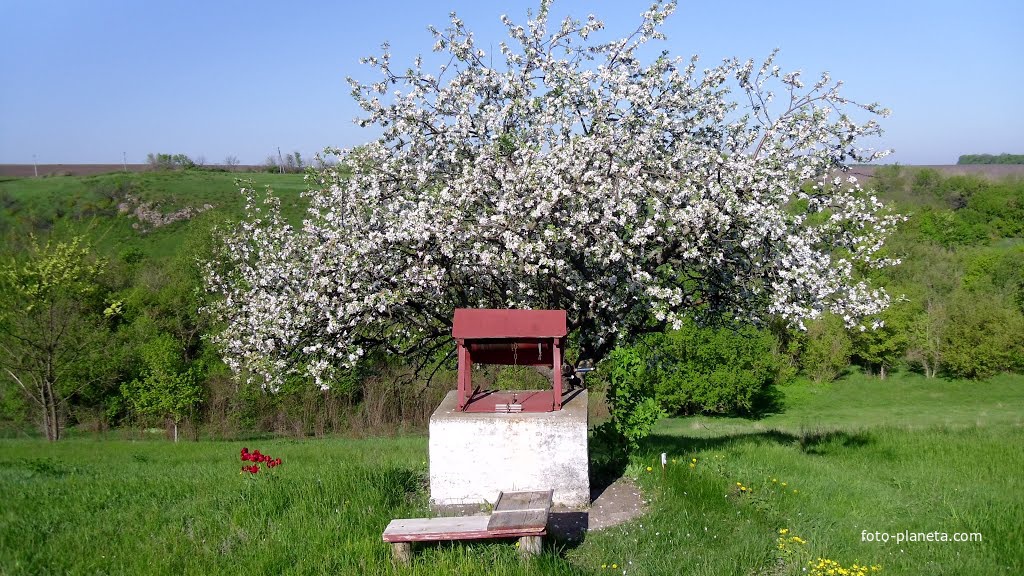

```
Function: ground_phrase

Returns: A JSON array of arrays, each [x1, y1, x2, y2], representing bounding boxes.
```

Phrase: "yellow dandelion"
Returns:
[[781, 482, 787, 487], [612, 564, 618, 569], [779, 528, 789, 535], [646, 466, 653, 472]]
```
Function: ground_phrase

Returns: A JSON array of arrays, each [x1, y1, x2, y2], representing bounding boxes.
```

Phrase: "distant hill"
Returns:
[[0, 170, 307, 260], [0, 164, 265, 178], [848, 164, 1024, 181]]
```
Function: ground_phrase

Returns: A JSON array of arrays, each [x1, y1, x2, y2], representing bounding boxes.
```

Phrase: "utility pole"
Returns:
[[277, 147, 284, 174], [33, 154, 38, 178], [122, 152, 127, 172]]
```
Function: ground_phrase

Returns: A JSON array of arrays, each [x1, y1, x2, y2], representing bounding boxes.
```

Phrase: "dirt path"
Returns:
[[548, 476, 647, 542]]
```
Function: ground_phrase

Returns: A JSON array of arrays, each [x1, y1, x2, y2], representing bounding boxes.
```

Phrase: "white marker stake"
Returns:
[[661, 452, 667, 478]]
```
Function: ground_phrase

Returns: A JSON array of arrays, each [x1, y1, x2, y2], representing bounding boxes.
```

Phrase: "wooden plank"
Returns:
[[383, 516, 488, 541], [382, 516, 545, 543], [487, 509, 548, 531], [494, 490, 553, 513]]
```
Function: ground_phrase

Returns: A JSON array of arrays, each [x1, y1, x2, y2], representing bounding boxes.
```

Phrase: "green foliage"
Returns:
[[3, 165, 1024, 440], [850, 299, 912, 378], [941, 292, 1024, 379], [120, 332, 203, 429], [912, 207, 988, 247], [800, 314, 851, 383], [0, 236, 110, 440], [146, 153, 195, 170], [957, 153, 1024, 164], [896, 173, 1024, 247], [603, 347, 666, 452], [905, 298, 946, 378], [645, 321, 785, 415]]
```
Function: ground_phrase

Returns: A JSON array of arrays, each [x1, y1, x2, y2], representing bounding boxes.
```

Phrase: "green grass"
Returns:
[[0, 170, 307, 260], [2, 374, 1022, 574], [655, 371, 1024, 438]]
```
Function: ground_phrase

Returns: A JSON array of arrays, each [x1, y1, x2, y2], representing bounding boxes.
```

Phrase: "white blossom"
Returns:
[[204, 1, 900, 390]]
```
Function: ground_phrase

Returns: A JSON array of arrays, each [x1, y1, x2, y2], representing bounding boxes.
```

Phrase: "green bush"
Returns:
[[603, 347, 666, 452], [644, 321, 785, 415], [801, 314, 852, 383], [942, 292, 1024, 379]]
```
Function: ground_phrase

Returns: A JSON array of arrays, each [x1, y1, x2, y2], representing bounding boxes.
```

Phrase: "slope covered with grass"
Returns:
[[0, 170, 306, 260]]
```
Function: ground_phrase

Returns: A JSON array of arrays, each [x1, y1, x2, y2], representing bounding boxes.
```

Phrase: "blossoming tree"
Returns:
[[206, 1, 901, 391]]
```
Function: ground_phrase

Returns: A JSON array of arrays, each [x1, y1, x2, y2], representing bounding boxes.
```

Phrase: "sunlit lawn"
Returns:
[[1, 372, 1021, 574]]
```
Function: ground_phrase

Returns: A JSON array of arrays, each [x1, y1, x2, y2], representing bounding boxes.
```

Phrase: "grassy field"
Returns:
[[1, 373, 1021, 575], [0, 170, 307, 259]]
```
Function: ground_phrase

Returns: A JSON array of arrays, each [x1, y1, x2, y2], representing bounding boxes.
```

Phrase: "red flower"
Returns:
[[236, 448, 281, 474]]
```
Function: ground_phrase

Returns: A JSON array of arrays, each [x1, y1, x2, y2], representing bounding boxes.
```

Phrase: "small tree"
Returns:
[[801, 314, 852, 383], [851, 299, 911, 378], [207, 1, 899, 392], [0, 237, 107, 440], [906, 298, 946, 378], [224, 155, 240, 171], [121, 332, 202, 441]]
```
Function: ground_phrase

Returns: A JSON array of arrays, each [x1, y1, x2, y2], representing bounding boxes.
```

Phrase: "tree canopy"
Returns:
[[205, 1, 900, 391]]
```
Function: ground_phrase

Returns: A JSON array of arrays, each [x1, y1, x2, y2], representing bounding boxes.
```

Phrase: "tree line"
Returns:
[[957, 153, 1024, 165]]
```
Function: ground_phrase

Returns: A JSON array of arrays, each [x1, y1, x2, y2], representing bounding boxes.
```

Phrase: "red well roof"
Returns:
[[452, 309, 567, 339]]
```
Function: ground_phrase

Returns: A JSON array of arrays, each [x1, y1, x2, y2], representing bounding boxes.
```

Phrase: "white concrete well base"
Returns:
[[429, 390, 589, 509]]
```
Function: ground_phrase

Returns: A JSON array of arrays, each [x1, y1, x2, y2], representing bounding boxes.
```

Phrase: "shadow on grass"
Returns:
[[408, 537, 595, 573], [746, 382, 787, 420], [641, 427, 875, 458]]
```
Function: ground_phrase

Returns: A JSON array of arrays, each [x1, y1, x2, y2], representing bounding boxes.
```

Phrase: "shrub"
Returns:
[[645, 321, 786, 415], [603, 347, 666, 452], [801, 314, 852, 383], [941, 292, 1024, 379]]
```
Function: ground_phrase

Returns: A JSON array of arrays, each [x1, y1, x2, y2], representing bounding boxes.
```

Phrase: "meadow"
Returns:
[[0, 170, 307, 259], [2, 373, 1021, 575]]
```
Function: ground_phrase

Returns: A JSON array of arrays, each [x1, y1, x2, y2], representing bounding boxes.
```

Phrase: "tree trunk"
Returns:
[[880, 365, 887, 380], [41, 379, 60, 441], [173, 419, 178, 443], [40, 383, 53, 441]]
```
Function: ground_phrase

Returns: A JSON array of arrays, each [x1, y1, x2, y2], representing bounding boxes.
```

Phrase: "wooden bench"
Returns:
[[382, 489, 553, 564]]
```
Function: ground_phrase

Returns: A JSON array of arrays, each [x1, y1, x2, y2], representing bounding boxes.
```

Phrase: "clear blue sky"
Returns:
[[1, 0, 1021, 165]]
